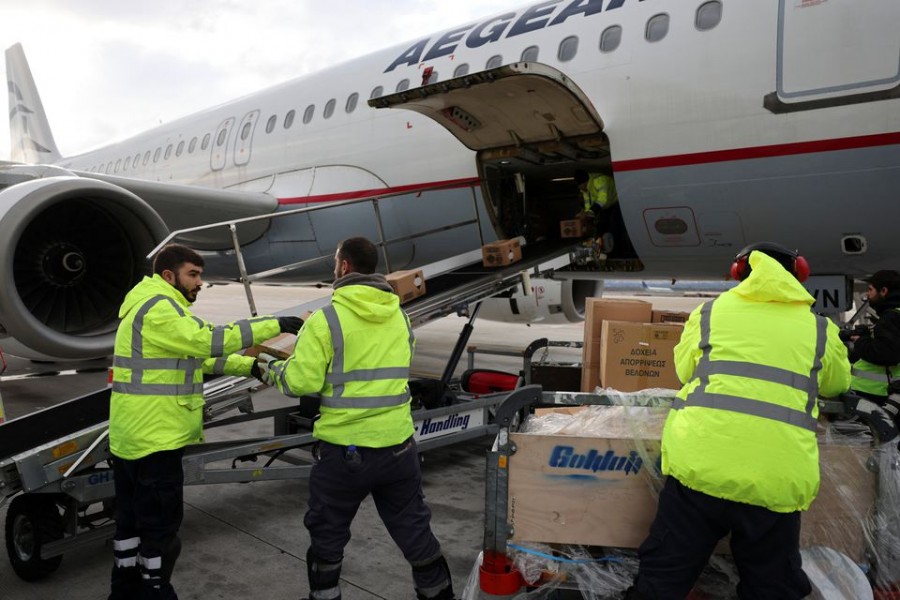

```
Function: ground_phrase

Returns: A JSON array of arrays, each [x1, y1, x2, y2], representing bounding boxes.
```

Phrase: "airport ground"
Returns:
[[0, 284, 707, 600]]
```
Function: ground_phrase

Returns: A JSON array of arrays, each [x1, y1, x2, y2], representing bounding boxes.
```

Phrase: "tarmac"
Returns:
[[0, 284, 705, 600]]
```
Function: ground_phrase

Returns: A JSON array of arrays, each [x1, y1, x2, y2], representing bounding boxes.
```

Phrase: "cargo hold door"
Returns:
[[368, 62, 604, 152]]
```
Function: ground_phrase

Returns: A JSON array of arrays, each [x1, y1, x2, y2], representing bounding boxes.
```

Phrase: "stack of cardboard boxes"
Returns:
[[580, 298, 690, 393]]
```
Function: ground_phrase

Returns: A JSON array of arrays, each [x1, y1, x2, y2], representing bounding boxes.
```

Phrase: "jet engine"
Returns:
[[0, 169, 169, 359], [478, 277, 603, 324]]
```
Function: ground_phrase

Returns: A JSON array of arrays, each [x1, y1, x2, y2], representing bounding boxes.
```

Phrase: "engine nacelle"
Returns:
[[0, 171, 168, 359], [478, 277, 603, 324]]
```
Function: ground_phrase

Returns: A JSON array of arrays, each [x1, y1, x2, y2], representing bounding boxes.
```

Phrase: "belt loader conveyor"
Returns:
[[0, 239, 582, 581], [0, 376, 514, 581]]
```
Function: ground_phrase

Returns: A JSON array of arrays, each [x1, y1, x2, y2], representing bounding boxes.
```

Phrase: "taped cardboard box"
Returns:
[[581, 299, 653, 392], [245, 332, 297, 360], [482, 239, 522, 267], [386, 268, 426, 304], [507, 406, 875, 562], [600, 320, 683, 392], [560, 218, 591, 238]]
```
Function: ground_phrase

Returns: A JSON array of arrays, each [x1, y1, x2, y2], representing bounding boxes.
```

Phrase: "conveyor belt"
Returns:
[[0, 238, 578, 464], [0, 388, 110, 460]]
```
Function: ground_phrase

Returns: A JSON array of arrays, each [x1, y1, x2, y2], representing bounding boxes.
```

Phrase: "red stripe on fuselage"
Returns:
[[275, 132, 900, 204], [277, 177, 479, 205], [611, 131, 900, 172]]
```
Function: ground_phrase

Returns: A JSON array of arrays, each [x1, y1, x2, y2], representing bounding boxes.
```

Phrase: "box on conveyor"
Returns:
[[386, 269, 426, 304], [482, 239, 522, 267]]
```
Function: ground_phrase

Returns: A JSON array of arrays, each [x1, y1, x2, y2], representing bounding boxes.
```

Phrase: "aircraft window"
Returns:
[[165, 144, 173, 159], [115, 159, 121, 173], [265, 115, 276, 133], [370, 85, 384, 99], [143, 151, 151, 165], [558, 36, 578, 62], [486, 55, 503, 69], [324, 99, 336, 119], [124, 156, 131, 170], [106, 161, 112, 173], [396, 79, 410, 92], [600, 25, 622, 53], [646, 13, 670, 42], [154, 148, 161, 163], [696, 1, 722, 31], [134, 152, 140, 166], [201, 134, 211, 150], [240, 122, 252, 141], [216, 129, 227, 147], [284, 109, 296, 129], [188, 137, 197, 153], [453, 63, 469, 77], [303, 104, 315, 124], [176, 141, 185, 156], [346, 92, 359, 113], [521, 46, 539, 62]]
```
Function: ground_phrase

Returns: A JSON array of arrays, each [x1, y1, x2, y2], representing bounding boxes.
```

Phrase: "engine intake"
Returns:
[[0, 174, 168, 359]]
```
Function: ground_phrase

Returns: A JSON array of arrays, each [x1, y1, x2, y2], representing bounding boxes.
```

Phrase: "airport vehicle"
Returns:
[[1, 0, 898, 360]]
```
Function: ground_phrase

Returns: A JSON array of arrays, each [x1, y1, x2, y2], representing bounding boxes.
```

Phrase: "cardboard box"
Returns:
[[386, 269, 426, 304], [507, 407, 875, 561], [581, 299, 653, 392], [599, 321, 683, 392], [652, 310, 691, 324], [245, 332, 297, 360], [560, 219, 590, 238], [482, 239, 522, 267]]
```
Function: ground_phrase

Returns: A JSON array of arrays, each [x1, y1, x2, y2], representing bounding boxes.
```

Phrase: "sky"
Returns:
[[0, 0, 517, 160]]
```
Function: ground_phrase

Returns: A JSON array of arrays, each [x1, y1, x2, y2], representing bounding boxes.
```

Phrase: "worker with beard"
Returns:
[[108, 243, 303, 600], [848, 270, 900, 412]]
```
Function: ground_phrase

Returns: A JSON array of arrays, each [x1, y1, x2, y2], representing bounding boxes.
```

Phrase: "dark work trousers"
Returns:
[[109, 448, 185, 600], [304, 437, 452, 599], [632, 477, 811, 600]]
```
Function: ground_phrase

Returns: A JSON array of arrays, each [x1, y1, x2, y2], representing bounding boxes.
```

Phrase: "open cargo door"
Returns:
[[369, 62, 614, 248], [368, 62, 603, 152]]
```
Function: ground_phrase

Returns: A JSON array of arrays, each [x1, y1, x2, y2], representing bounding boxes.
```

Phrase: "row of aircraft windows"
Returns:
[[87, 1, 722, 175]]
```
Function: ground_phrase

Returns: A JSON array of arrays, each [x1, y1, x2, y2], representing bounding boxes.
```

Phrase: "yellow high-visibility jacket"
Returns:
[[109, 274, 280, 460], [269, 274, 414, 447], [663, 252, 850, 513], [582, 173, 618, 212]]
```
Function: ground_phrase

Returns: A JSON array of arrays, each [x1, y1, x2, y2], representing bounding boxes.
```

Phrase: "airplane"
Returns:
[[1, 0, 899, 360]]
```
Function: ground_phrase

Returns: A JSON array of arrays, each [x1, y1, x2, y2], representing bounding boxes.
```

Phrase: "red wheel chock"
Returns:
[[480, 550, 525, 595]]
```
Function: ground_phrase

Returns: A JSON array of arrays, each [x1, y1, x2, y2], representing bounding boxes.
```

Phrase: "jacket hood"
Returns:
[[332, 273, 399, 322], [731, 251, 814, 305], [118, 274, 188, 318]]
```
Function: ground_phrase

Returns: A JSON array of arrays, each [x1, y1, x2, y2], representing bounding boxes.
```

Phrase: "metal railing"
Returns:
[[148, 179, 487, 316]]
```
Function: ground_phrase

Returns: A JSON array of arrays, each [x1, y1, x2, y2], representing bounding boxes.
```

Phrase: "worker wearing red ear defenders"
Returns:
[[730, 241, 811, 283], [626, 241, 850, 600]]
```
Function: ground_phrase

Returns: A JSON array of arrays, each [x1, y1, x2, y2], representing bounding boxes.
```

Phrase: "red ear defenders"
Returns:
[[730, 242, 810, 282]]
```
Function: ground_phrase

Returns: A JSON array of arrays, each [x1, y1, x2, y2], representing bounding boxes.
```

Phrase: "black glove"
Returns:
[[250, 362, 262, 380], [277, 316, 304, 335]]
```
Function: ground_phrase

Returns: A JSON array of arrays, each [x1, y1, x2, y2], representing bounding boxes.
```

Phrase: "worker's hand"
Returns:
[[277, 316, 304, 335], [254, 353, 278, 386]]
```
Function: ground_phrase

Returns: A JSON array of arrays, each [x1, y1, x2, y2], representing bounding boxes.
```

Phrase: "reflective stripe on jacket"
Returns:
[[663, 252, 851, 513], [270, 276, 415, 447], [851, 307, 900, 397], [109, 274, 280, 460]]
